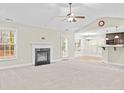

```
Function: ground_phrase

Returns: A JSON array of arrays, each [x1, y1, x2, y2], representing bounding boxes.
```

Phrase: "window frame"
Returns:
[[0, 28, 17, 61]]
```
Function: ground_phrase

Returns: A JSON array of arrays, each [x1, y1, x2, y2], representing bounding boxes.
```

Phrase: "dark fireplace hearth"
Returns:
[[35, 48, 50, 66]]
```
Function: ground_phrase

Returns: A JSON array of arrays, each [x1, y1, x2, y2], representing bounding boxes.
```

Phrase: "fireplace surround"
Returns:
[[32, 42, 52, 66]]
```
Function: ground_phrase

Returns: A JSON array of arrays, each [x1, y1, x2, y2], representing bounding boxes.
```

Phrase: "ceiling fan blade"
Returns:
[[58, 3, 86, 22], [75, 16, 85, 18], [61, 18, 67, 21], [58, 16, 67, 17]]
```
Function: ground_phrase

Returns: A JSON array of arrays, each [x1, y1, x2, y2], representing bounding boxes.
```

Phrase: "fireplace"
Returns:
[[35, 48, 50, 66], [32, 43, 52, 66]]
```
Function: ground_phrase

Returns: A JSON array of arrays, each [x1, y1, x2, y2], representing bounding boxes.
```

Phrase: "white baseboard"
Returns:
[[0, 63, 32, 70], [0, 57, 76, 70], [68, 57, 75, 59], [102, 59, 124, 66], [51, 57, 75, 62], [61, 57, 75, 61], [108, 62, 124, 67], [0, 58, 62, 70], [51, 58, 62, 63]]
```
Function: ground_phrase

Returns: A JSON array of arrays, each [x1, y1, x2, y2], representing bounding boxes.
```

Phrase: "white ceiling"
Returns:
[[81, 17, 124, 32], [0, 3, 124, 31]]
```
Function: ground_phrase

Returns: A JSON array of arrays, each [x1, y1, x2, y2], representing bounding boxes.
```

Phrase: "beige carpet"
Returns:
[[0, 59, 124, 90]]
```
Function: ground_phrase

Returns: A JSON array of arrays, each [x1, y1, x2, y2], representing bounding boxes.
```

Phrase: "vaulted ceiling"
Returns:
[[0, 3, 124, 32]]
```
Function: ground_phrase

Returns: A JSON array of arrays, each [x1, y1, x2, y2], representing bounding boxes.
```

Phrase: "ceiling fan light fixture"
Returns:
[[60, 3, 85, 22], [106, 37, 109, 40], [114, 26, 119, 39], [67, 17, 77, 22], [70, 13, 74, 16], [67, 17, 74, 22]]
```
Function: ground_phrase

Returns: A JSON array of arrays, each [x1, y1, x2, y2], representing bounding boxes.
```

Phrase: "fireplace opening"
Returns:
[[35, 48, 50, 66]]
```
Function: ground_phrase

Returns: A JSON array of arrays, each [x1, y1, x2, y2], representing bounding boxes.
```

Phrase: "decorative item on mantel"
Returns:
[[41, 37, 45, 40], [114, 26, 119, 39]]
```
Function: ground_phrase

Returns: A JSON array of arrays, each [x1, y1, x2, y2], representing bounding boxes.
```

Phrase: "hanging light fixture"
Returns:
[[105, 30, 109, 40], [115, 35, 119, 39], [114, 26, 119, 39], [60, 3, 85, 22], [106, 37, 109, 40]]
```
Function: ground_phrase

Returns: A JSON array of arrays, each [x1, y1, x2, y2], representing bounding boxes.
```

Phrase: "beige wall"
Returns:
[[0, 21, 61, 67]]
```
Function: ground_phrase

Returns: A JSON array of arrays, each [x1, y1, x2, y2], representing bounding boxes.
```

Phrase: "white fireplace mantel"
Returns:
[[31, 42, 53, 65], [31, 42, 52, 45]]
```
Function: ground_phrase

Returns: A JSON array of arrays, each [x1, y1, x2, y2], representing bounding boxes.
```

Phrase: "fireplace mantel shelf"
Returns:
[[31, 42, 52, 45]]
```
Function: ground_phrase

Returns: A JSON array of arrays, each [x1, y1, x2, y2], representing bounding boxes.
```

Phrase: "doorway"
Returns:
[[62, 38, 68, 58]]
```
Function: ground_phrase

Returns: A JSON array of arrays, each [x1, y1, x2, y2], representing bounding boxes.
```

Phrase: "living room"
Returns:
[[0, 0, 124, 92]]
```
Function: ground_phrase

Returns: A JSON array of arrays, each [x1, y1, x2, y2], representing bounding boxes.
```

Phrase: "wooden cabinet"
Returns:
[[106, 32, 124, 45]]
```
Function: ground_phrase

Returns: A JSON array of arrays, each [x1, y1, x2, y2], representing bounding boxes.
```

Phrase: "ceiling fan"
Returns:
[[60, 3, 85, 22]]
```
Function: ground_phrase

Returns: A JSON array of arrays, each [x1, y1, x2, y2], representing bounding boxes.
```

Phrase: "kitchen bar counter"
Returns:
[[100, 45, 124, 66], [100, 44, 124, 48]]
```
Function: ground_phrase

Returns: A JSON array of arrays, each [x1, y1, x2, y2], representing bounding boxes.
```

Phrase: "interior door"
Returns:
[[62, 38, 68, 58]]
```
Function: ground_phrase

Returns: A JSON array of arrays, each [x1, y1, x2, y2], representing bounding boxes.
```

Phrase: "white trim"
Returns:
[[101, 59, 124, 66], [68, 57, 75, 59], [31, 42, 52, 45], [61, 57, 75, 60], [0, 63, 32, 70], [0, 58, 17, 61], [0, 28, 18, 61], [107, 62, 124, 67], [0, 27, 17, 32], [51, 58, 62, 63], [103, 60, 109, 64], [0, 58, 63, 70]]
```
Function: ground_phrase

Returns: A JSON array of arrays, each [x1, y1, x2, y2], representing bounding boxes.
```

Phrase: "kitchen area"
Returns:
[[101, 29, 124, 65], [75, 26, 124, 66]]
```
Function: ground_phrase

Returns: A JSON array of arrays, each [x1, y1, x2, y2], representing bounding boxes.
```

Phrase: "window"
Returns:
[[62, 38, 68, 57], [0, 28, 17, 60], [75, 39, 81, 52]]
